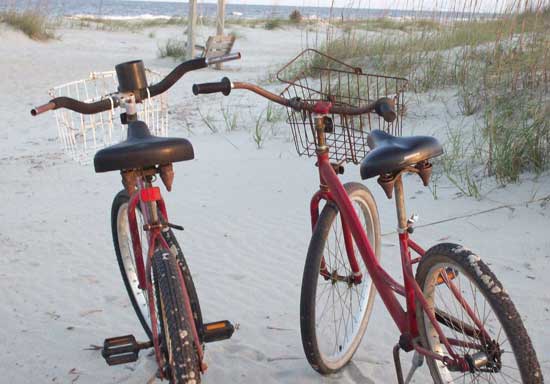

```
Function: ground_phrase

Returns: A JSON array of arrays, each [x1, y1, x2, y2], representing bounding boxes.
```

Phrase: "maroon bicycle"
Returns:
[[32, 53, 241, 383], [192, 49, 543, 384]]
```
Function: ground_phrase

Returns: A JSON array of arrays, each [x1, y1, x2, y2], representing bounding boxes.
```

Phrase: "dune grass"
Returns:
[[307, 4, 549, 186], [69, 16, 186, 32], [0, 9, 55, 40], [339, 17, 442, 33], [157, 38, 186, 59], [222, 15, 316, 30], [264, 18, 283, 30]]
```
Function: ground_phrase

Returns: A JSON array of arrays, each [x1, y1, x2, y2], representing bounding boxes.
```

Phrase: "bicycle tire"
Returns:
[[415, 243, 543, 383], [300, 182, 381, 374], [153, 249, 202, 383], [111, 190, 203, 341]]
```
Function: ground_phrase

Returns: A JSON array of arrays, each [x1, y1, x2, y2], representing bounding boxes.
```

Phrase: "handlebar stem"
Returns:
[[121, 94, 136, 113], [314, 116, 328, 150], [120, 94, 138, 124]]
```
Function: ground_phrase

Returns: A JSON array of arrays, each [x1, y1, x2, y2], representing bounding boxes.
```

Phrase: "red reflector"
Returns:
[[140, 187, 161, 202]]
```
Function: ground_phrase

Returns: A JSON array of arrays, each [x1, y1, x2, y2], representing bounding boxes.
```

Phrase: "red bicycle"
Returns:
[[192, 49, 543, 383], [31, 53, 241, 383]]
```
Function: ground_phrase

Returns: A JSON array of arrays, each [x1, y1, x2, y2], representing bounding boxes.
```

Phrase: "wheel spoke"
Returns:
[[310, 191, 378, 367], [417, 249, 528, 384]]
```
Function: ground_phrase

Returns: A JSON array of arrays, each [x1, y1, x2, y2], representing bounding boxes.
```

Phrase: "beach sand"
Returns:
[[0, 23, 549, 383]]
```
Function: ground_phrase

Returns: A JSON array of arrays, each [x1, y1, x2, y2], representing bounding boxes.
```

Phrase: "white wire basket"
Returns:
[[49, 69, 169, 164]]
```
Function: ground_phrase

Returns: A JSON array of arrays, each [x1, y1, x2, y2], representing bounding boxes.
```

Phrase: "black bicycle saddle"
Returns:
[[94, 120, 194, 173], [360, 130, 443, 179]]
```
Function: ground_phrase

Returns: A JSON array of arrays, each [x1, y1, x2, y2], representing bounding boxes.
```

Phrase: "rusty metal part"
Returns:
[[232, 81, 384, 116], [314, 116, 327, 149], [159, 164, 174, 191], [394, 175, 408, 232], [416, 161, 433, 186], [378, 173, 396, 199], [232, 82, 292, 107], [272, 48, 408, 165], [143, 223, 164, 231], [121, 167, 167, 195], [376, 161, 433, 200], [121, 170, 138, 194]]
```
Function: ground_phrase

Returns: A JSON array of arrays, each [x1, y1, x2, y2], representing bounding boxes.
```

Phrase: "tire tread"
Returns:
[[415, 243, 543, 384]]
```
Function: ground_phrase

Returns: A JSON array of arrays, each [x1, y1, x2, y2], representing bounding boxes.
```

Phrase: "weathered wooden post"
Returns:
[[187, 0, 197, 59], [216, 0, 226, 69]]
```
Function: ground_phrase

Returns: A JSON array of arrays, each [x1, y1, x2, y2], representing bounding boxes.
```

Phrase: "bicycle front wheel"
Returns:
[[300, 182, 381, 374], [153, 249, 201, 384], [111, 190, 203, 341], [416, 243, 543, 383]]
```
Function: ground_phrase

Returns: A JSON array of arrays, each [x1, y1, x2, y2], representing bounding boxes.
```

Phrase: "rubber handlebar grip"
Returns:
[[192, 77, 232, 96], [374, 97, 397, 123]]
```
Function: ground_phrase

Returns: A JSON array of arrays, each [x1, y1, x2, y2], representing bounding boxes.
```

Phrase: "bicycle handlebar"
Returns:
[[31, 52, 241, 116], [192, 78, 397, 123], [31, 97, 120, 116]]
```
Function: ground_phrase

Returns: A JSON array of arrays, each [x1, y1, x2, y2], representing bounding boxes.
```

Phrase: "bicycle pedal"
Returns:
[[202, 320, 235, 343], [101, 335, 152, 366]]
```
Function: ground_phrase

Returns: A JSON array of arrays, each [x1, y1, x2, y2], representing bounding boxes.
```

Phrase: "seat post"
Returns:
[[393, 175, 408, 233]]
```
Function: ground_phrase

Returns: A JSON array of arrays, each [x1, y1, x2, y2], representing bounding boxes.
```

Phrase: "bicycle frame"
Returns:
[[310, 115, 490, 372], [124, 174, 206, 377]]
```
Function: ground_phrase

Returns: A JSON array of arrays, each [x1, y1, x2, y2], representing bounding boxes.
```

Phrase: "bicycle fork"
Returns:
[[138, 177, 208, 376]]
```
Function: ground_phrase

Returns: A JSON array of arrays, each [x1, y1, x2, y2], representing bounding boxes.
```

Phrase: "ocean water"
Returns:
[[0, 0, 478, 20]]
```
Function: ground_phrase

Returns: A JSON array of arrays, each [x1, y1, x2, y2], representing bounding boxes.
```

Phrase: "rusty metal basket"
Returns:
[[277, 49, 408, 164]]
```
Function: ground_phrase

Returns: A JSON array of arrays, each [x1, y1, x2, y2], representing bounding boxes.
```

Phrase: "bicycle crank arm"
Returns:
[[166, 222, 184, 231], [143, 222, 184, 231]]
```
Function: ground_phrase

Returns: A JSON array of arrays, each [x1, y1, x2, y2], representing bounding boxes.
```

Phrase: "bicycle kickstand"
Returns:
[[405, 352, 424, 383], [393, 344, 424, 384]]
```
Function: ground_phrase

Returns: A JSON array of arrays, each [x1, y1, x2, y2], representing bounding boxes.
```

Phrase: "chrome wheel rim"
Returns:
[[117, 202, 150, 328], [315, 196, 377, 368]]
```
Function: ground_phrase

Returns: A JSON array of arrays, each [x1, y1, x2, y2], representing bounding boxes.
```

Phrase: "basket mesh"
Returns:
[[277, 49, 408, 164], [49, 69, 168, 164]]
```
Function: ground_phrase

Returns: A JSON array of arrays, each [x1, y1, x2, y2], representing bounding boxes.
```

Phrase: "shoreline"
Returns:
[[0, 1, 501, 22]]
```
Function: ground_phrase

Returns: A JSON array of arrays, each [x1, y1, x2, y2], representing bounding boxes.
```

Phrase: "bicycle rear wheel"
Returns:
[[416, 243, 543, 383], [300, 182, 381, 374], [153, 249, 201, 384], [111, 190, 203, 341]]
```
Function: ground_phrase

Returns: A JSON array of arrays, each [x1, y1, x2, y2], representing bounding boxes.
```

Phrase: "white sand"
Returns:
[[0, 23, 548, 383]]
